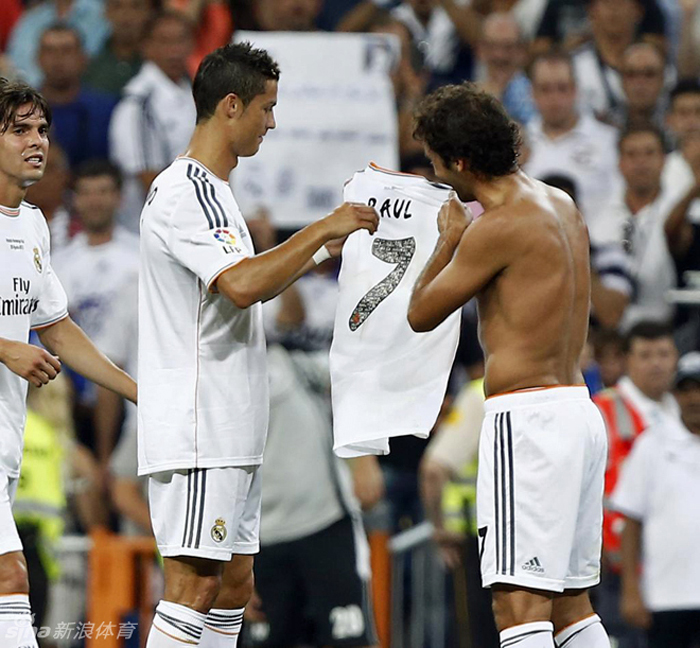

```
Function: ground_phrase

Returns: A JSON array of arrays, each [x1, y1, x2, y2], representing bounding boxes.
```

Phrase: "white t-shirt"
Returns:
[[138, 157, 268, 475], [330, 163, 461, 457], [590, 189, 677, 330], [616, 375, 680, 430], [109, 62, 196, 233], [0, 202, 68, 477], [612, 421, 700, 611], [525, 113, 623, 230]]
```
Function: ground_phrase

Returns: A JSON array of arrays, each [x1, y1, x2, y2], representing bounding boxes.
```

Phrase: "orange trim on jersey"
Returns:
[[485, 384, 587, 400], [153, 624, 199, 645], [0, 205, 20, 217], [369, 162, 426, 179], [30, 312, 69, 331], [554, 613, 598, 637], [0, 592, 29, 597]]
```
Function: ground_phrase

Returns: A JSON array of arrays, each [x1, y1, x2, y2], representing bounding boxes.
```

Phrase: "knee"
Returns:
[[491, 587, 553, 632], [166, 571, 222, 613], [217, 567, 254, 609], [0, 553, 30, 594]]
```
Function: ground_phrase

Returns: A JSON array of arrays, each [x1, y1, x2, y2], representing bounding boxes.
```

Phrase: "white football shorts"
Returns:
[[0, 469, 21, 556], [149, 466, 261, 561], [476, 386, 607, 592]]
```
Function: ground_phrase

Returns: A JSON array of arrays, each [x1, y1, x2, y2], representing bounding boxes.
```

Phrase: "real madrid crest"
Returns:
[[33, 247, 42, 273], [211, 518, 227, 543]]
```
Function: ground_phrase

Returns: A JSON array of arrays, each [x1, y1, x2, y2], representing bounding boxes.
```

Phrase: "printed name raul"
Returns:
[[367, 197, 413, 220], [0, 278, 39, 316]]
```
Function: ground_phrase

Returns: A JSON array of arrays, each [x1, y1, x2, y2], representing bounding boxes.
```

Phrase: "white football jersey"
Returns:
[[138, 157, 268, 476], [330, 164, 460, 457], [0, 202, 68, 477]]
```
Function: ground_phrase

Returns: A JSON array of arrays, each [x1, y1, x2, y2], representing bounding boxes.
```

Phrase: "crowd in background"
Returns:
[[2, 0, 700, 647]]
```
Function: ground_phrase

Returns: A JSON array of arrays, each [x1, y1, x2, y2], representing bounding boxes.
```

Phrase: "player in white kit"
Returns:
[[0, 79, 137, 648], [138, 43, 378, 648], [408, 84, 611, 648]]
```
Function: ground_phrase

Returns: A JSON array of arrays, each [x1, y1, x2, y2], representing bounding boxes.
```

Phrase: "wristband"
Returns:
[[313, 245, 332, 265]]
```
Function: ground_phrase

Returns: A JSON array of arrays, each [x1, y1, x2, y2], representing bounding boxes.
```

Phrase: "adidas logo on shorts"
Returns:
[[522, 557, 545, 574]]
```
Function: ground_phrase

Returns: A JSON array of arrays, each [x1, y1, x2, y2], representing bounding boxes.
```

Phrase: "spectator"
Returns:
[[83, 0, 152, 97], [678, 0, 700, 78], [109, 10, 196, 232], [663, 80, 700, 201], [252, 0, 324, 31], [525, 51, 622, 229], [419, 378, 499, 648], [0, 0, 22, 54], [166, 0, 233, 75], [475, 13, 536, 124], [592, 125, 677, 330], [339, 0, 480, 87], [532, 0, 666, 59], [52, 160, 139, 456], [594, 322, 679, 647], [592, 328, 627, 389], [37, 24, 117, 168], [608, 42, 670, 138], [7, 0, 109, 88], [24, 142, 73, 252], [613, 352, 700, 648]]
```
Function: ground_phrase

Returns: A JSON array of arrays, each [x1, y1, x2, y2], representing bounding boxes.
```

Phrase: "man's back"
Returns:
[[475, 177, 590, 396]]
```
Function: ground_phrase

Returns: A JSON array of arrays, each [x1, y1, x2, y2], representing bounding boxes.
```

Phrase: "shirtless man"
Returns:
[[408, 84, 611, 648]]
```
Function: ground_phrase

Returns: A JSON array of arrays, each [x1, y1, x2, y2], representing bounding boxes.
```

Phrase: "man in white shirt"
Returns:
[[53, 159, 139, 463], [138, 43, 378, 648], [525, 51, 622, 230], [109, 10, 196, 232], [591, 125, 677, 330], [0, 78, 136, 648], [613, 352, 700, 648]]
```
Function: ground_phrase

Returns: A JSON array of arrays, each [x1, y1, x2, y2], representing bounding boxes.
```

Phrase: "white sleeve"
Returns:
[[167, 187, 250, 290], [610, 431, 656, 521], [110, 95, 166, 175], [30, 220, 69, 329]]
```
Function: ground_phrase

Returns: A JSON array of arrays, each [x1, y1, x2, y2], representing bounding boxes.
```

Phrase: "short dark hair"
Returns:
[[74, 158, 122, 190], [193, 42, 280, 123], [40, 22, 83, 49], [143, 9, 194, 41], [670, 78, 700, 107], [592, 328, 625, 357], [0, 78, 52, 134], [618, 122, 665, 151], [413, 83, 521, 178], [624, 321, 674, 353]]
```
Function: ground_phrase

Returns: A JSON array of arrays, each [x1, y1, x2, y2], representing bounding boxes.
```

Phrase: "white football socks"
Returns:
[[0, 594, 38, 648], [147, 601, 207, 646], [554, 614, 611, 648], [500, 621, 556, 647], [199, 608, 244, 647]]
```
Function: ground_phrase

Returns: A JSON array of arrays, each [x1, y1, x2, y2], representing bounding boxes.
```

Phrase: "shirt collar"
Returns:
[[617, 375, 680, 426]]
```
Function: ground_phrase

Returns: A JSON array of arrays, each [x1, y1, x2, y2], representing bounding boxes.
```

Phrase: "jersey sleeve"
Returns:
[[167, 185, 251, 290], [610, 430, 656, 521], [30, 217, 69, 330]]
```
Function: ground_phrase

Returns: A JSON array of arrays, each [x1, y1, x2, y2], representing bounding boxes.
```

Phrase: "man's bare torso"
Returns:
[[475, 176, 590, 397]]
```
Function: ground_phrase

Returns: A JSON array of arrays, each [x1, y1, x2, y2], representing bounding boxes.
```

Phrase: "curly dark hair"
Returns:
[[413, 83, 521, 178], [0, 78, 51, 134], [193, 42, 280, 124]]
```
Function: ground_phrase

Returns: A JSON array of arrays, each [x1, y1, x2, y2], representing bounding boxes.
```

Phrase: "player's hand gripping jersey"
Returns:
[[330, 164, 460, 457]]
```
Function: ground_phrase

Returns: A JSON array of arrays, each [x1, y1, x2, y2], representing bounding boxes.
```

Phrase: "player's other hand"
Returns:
[[433, 528, 464, 570], [621, 588, 651, 629], [0, 339, 61, 388], [438, 195, 472, 239], [322, 202, 379, 240], [244, 590, 267, 624]]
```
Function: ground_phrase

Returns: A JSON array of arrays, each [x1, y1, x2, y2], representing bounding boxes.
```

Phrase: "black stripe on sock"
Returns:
[[502, 630, 549, 647], [558, 624, 593, 648], [156, 611, 203, 639]]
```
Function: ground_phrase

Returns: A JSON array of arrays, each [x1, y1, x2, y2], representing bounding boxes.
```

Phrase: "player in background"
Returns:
[[138, 43, 378, 648], [408, 83, 610, 648], [0, 78, 137, 648]]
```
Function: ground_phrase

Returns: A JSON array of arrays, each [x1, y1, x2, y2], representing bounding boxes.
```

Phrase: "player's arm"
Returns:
[[408, 199, 508, 332], [37, 317, 137, 404], [0, 336, 61, 388], [215, 203, 378, 308], [664, 182, 700, 260]]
